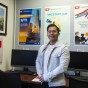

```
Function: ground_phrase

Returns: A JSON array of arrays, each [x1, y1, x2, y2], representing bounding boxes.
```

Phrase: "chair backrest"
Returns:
[[69, 77, 88, 88], [0, 71, 21, 88]]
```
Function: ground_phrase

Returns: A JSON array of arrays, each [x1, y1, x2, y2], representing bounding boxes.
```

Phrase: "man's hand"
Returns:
[[38, 74, 44, 82]]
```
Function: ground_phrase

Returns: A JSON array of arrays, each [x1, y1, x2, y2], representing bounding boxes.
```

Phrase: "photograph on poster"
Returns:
[[19, 8, 41, 45], [74, 4, 88, 45], [0, 3, 8, 36]]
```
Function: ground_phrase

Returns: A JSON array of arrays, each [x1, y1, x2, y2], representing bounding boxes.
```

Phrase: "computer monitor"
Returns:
[[68, 51, 88, 71], [11, 49, 38, 72]]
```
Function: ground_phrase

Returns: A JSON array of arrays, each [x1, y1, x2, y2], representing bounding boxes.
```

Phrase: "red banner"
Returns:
[[0, 41, 2, 48]]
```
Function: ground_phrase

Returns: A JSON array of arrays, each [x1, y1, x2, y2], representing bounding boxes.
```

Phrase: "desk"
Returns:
[[21, 74, 40, 84], [21, 74, 69, 88], [21, 74, 41, 88]]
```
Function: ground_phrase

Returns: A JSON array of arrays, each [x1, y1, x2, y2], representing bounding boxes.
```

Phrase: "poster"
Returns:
[[44, 6, 70, 46], [19, 8, 41, 45], [0, 38, 3, 64], [74, 4, 88, 45], [0, 3, 8, 35]]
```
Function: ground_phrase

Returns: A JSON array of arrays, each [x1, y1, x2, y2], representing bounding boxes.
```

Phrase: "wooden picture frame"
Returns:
[[0, 3, 8, 36]]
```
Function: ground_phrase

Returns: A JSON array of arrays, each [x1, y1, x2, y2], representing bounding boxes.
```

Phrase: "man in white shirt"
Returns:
[[36, 24, 70, 88]]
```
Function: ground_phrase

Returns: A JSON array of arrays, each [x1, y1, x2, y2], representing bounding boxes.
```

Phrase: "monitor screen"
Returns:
[[68, 51, 88, 71], [11, 49, 38, 67]]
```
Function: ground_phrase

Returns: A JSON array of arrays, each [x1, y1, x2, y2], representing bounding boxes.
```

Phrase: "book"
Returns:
[[32, 76, 41, 83]]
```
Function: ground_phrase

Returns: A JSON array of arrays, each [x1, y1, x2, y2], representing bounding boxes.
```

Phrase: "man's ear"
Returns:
[[58, 33, 60, 36]]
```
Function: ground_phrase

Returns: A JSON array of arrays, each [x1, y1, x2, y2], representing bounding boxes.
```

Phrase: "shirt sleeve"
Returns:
[[36, 46, 44, 75]]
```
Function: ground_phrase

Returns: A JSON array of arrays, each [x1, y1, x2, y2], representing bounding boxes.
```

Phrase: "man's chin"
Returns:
[[49, 38, 54, 40]]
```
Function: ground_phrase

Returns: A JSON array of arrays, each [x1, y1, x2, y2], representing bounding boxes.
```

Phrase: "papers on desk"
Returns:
[[32, 76, 41, 83]]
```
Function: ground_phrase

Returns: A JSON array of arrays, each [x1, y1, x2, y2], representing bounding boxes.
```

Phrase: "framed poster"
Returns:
[[44, 6, 70, 46], [0, 3, 8, 36], [74, 4, 88, 45], [0, 38, 3, 64], [19, 8, 41, 45]]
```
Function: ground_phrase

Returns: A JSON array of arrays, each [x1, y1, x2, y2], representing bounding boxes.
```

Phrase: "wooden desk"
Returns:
[[21, 74, 69, 87], [21, 74, 40, 84], [21, 74, 42, 88]]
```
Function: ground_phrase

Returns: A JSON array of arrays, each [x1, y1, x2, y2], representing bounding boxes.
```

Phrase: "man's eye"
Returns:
[[48, 31, 57, 33]]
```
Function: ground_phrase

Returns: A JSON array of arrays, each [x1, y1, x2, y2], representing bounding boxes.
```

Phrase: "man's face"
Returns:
[[47, 26, 59, 42]]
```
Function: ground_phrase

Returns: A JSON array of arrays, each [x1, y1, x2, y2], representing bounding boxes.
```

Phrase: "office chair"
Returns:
[[69, 77, 88, 88], [0, 70, 22, 88]]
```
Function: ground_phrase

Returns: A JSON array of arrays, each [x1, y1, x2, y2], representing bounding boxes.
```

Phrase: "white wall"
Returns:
[[15, 0, 88, 75], [0, 0, 14, 71], [15, 0, 88, 52], [0, 0, 87, 72]]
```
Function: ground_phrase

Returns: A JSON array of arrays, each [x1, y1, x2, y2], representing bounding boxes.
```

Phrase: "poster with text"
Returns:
[[74, 4, 88, 45], [44, 6, 70, 46], [19, 8, 41, 45]]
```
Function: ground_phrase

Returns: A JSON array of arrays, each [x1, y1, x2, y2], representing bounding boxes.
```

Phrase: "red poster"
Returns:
[[0, 41, 2, 48], [0, 39, 2, 64]]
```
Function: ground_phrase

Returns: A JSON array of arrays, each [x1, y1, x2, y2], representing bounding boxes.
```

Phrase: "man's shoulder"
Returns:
[[55, 42, 66, 47], [40, 44, 47, 48], [39, 44, 47, 50]]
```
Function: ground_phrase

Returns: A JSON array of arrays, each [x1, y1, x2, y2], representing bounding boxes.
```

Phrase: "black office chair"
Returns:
[[0, 70, 22, 88], [69, 77, 88, 88]]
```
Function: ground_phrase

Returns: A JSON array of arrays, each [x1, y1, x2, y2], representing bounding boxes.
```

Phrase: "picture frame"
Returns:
[[0, 3, 8, 36]]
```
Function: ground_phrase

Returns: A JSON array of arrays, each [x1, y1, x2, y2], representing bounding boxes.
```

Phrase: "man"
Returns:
[[36, 24, 70, 88]]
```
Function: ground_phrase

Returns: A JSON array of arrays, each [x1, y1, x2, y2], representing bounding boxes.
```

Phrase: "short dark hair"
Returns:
[[47, 24, 60, 33]]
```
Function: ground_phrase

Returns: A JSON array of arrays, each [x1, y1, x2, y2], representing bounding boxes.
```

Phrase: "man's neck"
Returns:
[[49, 40, 58, 45]]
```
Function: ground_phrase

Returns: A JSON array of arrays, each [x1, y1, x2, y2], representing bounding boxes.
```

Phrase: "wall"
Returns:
[[0, 0, 14, 71], [15, 0, 88, 52], [15, 0, 88, 75]]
